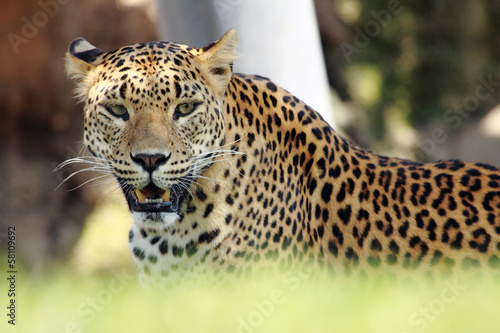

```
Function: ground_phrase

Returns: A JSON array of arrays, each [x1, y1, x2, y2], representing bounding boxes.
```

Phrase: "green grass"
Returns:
[[2, 264, 500, 333], [3, 200, 499, 333]]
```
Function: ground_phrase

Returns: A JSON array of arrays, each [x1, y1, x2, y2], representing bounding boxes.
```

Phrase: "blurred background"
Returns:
[[1, 0, 500, 275]]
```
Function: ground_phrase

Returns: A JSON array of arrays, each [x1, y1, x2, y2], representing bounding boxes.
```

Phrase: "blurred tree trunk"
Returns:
[[314, 0, 374, 147], [0, 0, 156, 269]]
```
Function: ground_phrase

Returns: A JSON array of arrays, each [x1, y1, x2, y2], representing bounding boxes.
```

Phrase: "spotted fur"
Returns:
[[65, 30, 500, 283]]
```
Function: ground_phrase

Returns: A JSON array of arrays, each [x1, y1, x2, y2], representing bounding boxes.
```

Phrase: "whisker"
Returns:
[[98, 183, 125, 202], [55, 154, 114, 191], [93, 177, 119, 187], [54, 156, 110, 171], [62, 174, 113, 192], [175, 180, 194, 200], [55, 166, 113, 190], [186, 174, 221, 187], [220, 134, 248, 149], [189, 179, 210, 193]]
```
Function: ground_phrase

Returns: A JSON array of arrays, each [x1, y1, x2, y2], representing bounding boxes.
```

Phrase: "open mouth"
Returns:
[[124, 182, 185, 213]]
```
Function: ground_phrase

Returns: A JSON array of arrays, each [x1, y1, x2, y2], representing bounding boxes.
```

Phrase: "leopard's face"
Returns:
[[66, 33, 237, 229], [86, 59, 225, 227]]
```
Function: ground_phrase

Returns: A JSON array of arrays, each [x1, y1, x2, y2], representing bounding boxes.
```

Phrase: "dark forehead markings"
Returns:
[[102, 41, 198, 102], [111, 41, 194, 72], [148, 41, 167, 49], [119, 83, 127, 99], [175, 82, 182, 98], [108, 41, 185, 67]]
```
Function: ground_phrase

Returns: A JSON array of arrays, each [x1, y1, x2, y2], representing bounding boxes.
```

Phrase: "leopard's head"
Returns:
[[65, 30, 238, 229]]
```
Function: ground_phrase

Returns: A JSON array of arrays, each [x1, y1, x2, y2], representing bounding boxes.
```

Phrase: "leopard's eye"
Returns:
[[174, 102, 199, 119], [103, 104, 129, 121]]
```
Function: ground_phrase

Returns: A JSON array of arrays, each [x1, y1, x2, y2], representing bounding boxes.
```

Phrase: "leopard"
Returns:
[[65, 29, 500, 283]]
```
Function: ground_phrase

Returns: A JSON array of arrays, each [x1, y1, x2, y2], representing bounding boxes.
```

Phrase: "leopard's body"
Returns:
[[65, 30, 500, 282]]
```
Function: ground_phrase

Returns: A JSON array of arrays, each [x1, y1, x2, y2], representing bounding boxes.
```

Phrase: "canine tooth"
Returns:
[[162, 189, 171, 202], [135, 189, 146, 203]]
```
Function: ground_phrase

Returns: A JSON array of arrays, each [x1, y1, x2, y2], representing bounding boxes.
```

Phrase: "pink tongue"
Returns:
[[140, 183, 165, 199]]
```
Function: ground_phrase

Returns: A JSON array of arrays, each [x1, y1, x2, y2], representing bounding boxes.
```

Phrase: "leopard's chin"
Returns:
[[131, 211, 181, 230]]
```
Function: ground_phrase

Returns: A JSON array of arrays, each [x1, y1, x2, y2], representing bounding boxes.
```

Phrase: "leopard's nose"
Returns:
[[130, 153, 170, 174]]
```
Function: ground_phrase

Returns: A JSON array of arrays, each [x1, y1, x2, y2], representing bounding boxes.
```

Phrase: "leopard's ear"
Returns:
[[193, 29, 238, 96], [65, 38, 105, 80], [65, 38, 105, 100]]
